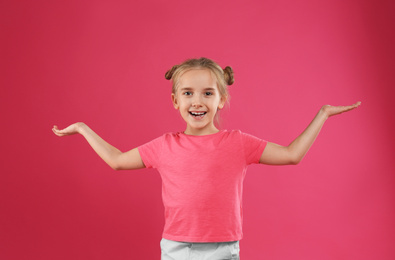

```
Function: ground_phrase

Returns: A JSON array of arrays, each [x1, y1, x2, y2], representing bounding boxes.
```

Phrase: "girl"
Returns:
[[52, 57, 361, 260]]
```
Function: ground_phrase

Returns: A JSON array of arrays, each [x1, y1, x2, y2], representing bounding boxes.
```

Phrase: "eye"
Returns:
[[183, 91, 192, 96], [205, 92, 213, 96]]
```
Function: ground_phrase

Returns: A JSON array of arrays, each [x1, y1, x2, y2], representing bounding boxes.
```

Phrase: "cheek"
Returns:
[[177, 98, 189, 109]]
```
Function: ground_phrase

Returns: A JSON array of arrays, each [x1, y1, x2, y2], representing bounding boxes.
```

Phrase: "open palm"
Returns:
[[52, 123, 82, 137], [322, 101, 361, 117]]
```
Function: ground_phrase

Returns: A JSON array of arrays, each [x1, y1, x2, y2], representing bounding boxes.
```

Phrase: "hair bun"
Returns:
[[223, 66, 234, 85], [165, 65, 179, 80]]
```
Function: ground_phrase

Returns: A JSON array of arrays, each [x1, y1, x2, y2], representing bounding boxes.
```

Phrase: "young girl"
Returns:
[[52, 57, 360, 260]]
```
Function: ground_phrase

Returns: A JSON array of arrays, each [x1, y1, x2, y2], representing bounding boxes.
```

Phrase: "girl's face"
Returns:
[[171, 69, 226, 136]]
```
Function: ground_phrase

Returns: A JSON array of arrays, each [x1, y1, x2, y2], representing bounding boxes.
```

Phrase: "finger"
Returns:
[[342, 103, 358, 110], [52, 128, 63, 136], [342, 106, 355, 112], [354, 101, 361, 107], [53, 127, 66, 136], [341, 103, 360, 113], [57, 129, 66, 134], [53, 126, 63, 134], [349, 102, 361, 109]]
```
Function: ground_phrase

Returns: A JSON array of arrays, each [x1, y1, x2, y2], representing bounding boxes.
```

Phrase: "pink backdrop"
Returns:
[[1, 0, 394, 259]]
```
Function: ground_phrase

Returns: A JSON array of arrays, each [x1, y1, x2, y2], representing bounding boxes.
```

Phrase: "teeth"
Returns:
[[190, 112, 206, 116]]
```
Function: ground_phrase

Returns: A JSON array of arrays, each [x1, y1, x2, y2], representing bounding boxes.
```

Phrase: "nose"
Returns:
[[191, 95, 203, 108]]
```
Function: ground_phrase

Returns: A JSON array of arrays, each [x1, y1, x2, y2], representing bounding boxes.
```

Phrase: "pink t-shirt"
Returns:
[[138, 129, 267, 242]]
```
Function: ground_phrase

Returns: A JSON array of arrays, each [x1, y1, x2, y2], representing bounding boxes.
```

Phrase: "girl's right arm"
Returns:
[[52, 123, 145, 170]]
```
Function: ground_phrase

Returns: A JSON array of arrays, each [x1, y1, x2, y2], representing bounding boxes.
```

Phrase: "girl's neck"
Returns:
[[183, 126, 220, 136]]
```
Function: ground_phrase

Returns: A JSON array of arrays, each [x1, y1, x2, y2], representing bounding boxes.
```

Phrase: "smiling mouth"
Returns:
[[189, 111, 207, 118]]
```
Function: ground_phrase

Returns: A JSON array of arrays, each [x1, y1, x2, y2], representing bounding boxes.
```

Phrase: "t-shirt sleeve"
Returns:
[[240, 131, 268, 165], [137, 135, 164, 169]]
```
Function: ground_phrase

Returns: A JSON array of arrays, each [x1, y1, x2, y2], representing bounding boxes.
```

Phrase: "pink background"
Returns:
[[1, 0, 394, 259]]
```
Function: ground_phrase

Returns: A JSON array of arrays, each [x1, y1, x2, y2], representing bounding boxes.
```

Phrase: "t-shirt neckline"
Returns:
[[180, 129, 226, 137]]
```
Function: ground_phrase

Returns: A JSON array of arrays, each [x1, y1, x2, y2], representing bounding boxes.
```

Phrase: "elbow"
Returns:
[[289, 155, 302, 165], [110, 154, 123, 171], [289, 160, 299, 165], [286, 147, 303, 165], [291, 160, 300, 165], [110, 162, 122, 171]]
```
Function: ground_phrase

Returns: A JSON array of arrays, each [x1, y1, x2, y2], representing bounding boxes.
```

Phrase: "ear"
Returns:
[[171, 93, 179, 109], [218, 95, 227, 110]]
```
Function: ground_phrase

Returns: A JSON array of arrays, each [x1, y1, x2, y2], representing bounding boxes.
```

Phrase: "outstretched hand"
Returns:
[[52, 123, 84, 137], [322, 101, 361, 118]]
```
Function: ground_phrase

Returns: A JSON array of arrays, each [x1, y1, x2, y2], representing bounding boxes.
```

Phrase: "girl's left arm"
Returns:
[[259, 101, 361, 165]]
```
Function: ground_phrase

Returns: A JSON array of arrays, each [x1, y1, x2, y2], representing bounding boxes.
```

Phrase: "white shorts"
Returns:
[[160, 238, 240, 260]]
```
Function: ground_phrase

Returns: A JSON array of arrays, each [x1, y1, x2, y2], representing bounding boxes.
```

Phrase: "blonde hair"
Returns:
[[165, 57, 234, 100]]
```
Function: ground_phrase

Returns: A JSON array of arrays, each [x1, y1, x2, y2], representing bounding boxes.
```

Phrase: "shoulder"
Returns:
[[162, 131, 183, 138], [221, 129, 242, 135], [222, 129, 246, 138], [147, 132, 182, 139], [138, 132, 179, 144], [225, 129, 266, 144], [158, 132, 185, 143]]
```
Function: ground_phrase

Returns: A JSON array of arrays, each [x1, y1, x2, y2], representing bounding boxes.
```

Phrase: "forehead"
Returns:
[[178, 69, 217, 88]]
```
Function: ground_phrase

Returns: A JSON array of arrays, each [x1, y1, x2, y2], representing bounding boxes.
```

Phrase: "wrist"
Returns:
[[319, 106, 330, 120], [76, 122, 87, 134]]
